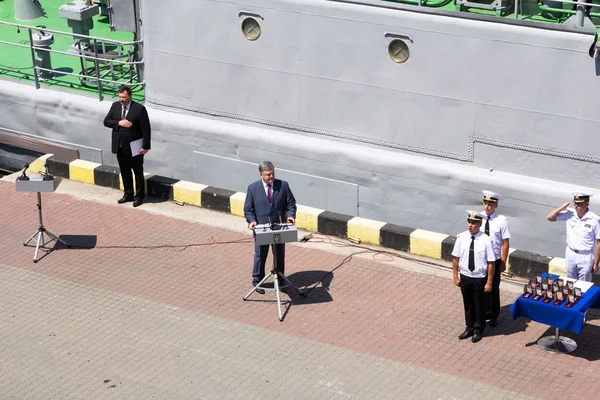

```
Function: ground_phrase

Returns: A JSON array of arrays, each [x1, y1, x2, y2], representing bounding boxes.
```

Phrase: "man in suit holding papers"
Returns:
[[103, 85, 151, 207]]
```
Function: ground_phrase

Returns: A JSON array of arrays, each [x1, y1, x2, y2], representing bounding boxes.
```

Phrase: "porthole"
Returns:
[[241, 17, 261, 41], [388, 39, 409, 63]]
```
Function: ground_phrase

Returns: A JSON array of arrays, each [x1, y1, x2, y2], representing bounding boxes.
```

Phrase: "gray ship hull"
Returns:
[[1, 0, 599, 258]]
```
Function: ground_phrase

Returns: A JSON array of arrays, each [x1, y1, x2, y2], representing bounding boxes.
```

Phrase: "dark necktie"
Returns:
[[121, 106, 126, 120], [468, 236, 475, 271], [267, 184, 272, 204], [484, 217, 490, 236]]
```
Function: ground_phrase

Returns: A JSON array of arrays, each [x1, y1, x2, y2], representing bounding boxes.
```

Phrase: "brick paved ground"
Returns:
[[1, 179, 599, 399]]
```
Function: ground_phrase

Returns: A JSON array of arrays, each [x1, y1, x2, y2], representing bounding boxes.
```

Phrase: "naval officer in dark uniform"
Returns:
[[452, 211, 495, 343]]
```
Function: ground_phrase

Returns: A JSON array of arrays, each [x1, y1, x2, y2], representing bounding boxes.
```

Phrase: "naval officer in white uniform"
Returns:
[[480, 190, 511, 327], [547, 193, 600, 282], [452, 211, 495, 343]]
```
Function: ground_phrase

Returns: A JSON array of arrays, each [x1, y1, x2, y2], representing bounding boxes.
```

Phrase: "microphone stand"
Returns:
[[22, 165, 71, 262], [244, 211, 306, 321]]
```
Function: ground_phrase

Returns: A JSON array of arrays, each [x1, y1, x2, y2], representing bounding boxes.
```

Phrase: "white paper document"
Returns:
[[574, 280, 594, 293], [130, 138, 143, 157]]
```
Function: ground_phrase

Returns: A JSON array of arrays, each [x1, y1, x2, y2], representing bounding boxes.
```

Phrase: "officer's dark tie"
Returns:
[[469, 236, 475, 271], [484, 217, 490, 236]]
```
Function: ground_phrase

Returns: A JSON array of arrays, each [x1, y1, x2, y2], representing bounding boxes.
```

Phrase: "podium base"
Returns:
[[243, 269, 306, 321], [24, 226, 71, 263], [537, 328, 577, 354]]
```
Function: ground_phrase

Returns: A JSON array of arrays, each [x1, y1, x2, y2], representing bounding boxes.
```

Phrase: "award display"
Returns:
[[553, 291, 564, 306], [529, 276, 537, 286], [522, 274, 586, 309], [565, 293, 576, 308], [523, 284, 533, 299], [559, 278, 567, 287], [542, 289, 553, 303], [532, 287, 543, 301], [555, 280, 563, 290]]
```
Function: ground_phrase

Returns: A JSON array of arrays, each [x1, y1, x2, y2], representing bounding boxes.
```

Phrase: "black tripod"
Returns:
[[24, 192, 71, 262]]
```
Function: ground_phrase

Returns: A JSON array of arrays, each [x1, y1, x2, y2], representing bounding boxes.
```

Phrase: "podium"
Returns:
[[243, 223, 306, 321], [16, 176, 71, 262]]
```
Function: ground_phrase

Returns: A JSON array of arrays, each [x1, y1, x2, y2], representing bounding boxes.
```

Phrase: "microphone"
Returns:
[[42, 163, 54, 181], [17, 164, 30, 181], [277, 210, 289, 230], [268, 211, 281, 231]]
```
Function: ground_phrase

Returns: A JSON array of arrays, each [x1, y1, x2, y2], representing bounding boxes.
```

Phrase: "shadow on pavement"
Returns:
[[140, 196, 170, 205], [514, 309, 600, 361], [23, 234, 97, 263], [56, 235, 98, 250], [287, 270, 334, 305], [484, 303, 530, 338], [525, 324, 600, 361]]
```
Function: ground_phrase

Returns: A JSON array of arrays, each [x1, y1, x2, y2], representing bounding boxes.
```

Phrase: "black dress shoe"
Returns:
[[458, 329, 474, 340], [117, 195, 134, 204], [490, 319, 498, 327], [132, 198, 143, 208], [255, 288, 265, 295], [472, 332, 483, 343]]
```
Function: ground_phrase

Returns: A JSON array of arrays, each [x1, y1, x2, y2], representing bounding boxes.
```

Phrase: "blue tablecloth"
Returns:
[[510, 274, 600, 334]]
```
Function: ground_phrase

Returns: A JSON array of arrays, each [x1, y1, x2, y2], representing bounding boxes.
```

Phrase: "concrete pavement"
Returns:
[[0, 175, 598, 399]]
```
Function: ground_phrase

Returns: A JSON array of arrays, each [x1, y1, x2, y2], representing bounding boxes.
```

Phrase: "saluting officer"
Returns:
[[452, 211, 495, 343], [547, 193, 600, 282], [480, 190, 511, 328]]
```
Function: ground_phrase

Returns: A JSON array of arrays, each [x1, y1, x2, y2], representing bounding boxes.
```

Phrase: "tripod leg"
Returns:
[[33, 231, 43, 263], [24, 230, 40, 246], [44, 229, 71, 247], [274, 273, 283, 321], [243, 272, 274, 300]]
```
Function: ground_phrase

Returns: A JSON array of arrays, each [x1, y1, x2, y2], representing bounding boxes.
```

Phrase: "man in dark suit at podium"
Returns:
[[244, 161, 297, 294], [103, 85, 151, 208]]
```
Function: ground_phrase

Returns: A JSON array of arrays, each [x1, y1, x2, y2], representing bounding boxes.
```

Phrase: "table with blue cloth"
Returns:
[[510, 273, 600, 353]]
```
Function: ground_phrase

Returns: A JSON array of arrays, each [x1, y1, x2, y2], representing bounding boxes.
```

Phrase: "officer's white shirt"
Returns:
[[451, 231, 496, 278], [481, 211, 511, 260], [556, 210, 600, 251]]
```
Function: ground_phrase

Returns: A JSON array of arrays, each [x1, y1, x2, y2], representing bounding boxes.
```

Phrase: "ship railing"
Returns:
[[0, 21, 145, 101], [531, 0, 600, 22]]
